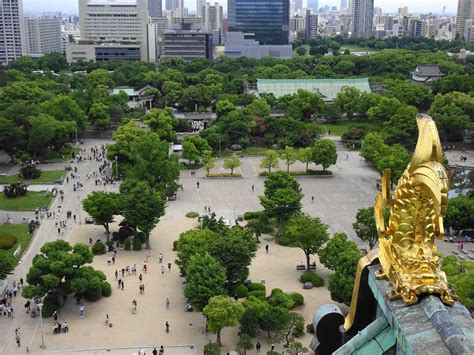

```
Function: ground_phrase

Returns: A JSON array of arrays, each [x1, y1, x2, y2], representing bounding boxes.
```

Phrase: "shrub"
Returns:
[[20, 164, 41, 180], [136, 231, 146, 243], [267, 352, 280, 355], [100, 281, 112, 297], [271, 288, 283, 295], [41, 293, 59, 318], [172, 240, 178, 251], [0, 235, 17, 250], [91, 241, 106, 255], [185, 211, 199, 218], [124, 238, 131, 251], [204, 341, 220, 355], [234, 284, 248, 298], [288, 292, 305, 308], [247, 290, 266, 300], [3, 183, 27, 198], [132, 237, 143, 251], [292, 317, 305, 337], [299, 272, 324, 287], [276, 235, 291, 246], [268, 292, 294, 309], [243, 211, 264, 220], [85, 284, 102, 302], [248, 283, 266, 292]]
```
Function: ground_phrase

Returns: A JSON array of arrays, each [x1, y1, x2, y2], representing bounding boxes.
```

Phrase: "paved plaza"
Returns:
[[0, 137, 472, 354]]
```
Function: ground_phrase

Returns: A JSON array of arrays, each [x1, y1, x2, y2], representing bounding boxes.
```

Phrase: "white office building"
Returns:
[[67, 0, 154, 62], [0, 0, 25, 66], [25, 17, 62, 55]]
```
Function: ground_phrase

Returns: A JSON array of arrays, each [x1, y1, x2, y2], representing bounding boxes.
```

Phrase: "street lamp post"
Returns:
[[115, 156, 118, 180], [37, 303, 46, 349]]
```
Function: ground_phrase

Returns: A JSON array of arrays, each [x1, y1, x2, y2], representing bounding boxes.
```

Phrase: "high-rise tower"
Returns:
[[0, 0, 25, 66], [351, 0, 374, 37]]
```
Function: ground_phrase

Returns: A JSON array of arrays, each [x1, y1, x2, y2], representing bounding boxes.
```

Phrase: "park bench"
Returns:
[[296, 263, 317, 271]]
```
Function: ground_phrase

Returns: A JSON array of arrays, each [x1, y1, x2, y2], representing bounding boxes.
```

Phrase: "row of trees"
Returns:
[[260, 139, 337, 173]]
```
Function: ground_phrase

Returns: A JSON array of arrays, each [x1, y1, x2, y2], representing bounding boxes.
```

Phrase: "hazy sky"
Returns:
[[23, 0, 457, 15]]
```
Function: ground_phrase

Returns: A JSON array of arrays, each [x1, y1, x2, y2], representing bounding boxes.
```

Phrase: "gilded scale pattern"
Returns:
[[374, 114, 455, 305]]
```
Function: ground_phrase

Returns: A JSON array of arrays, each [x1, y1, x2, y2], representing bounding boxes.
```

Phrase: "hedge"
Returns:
[[271, 288, 283, 295], [0, 235, 17, 250], [248, 283, 266, 292], [247, 290, 266, 300], [185, 211, 199, 218], [91, 241, 106, 255], [101, 281, 112, 297], [132, 237, 143, 251], [288, 292, 305, 307], [234, 284, 248, 298], [243, 211, 264, 220], [299, 272, 324, 287]]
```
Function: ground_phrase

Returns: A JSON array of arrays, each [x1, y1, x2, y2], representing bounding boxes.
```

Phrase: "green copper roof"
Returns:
[[111, 87, 137, 97], [256, 78, 371, 100]]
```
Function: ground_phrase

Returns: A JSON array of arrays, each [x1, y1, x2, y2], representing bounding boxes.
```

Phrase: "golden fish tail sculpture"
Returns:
[[374, 114, 454, 306]]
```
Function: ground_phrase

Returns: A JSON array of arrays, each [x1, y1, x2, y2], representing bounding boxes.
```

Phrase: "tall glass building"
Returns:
[[228, 0, 289, 45]]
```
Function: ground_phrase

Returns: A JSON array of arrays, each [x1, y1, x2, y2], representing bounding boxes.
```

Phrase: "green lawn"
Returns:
[[320, 120, 384, 136], [0, 191, 54, 211], [0, 170, 65, 185], [0, 224, 30, 261], [341, 45, 381, 53]]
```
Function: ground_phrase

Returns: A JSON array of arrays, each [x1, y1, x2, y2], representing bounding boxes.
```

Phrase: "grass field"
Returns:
[[0, 224, 30, 261], [319, 120, 384, 136], [340, 45, 381, 53], [0, 191, 54, 211], [0, 170, 65, 185]]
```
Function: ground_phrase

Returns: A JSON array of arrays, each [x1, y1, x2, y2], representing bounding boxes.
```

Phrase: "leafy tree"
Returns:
[[240, 296, 269, 336], [334, 87, 362, 119], [22, 240, 110, 305], [83, 192, 120, 243], [87, 69, 114, 88], [281, 146, 298, 173], [0, 254, 14, 280], [259, 305, 290, 338], [41, 95, 87, 131], [263, 172, 301, 197], [215, 99, 236, 117], [441, 257, 474, 310], [383, 105, 418, 147], [28, 114, 75, 158], [278, 89, 324, 120], [176, 228, 215, 276], [374, 144, 410, 180], [296, 47, 307, 56], [285, 215, 329, 271], [433, 74, 474, 95], [367, 97, 404, 121], [384, 80, 433, 109], [143, 108, 177, 142], [446, 195, 474, 231], [223, 156, 241, 175], [260, 187, 302, 236], [244, 98, 270, 118], [107, 121, 146, 162], [204, 295, 245, 346], [319, 233, 361, 305], [0, 118, 24, 162], [89, 102, 111, 128], [204, 153, 217, 175], [428, 92, 474, 141], [260, 149, 280, 173], [182, 135, 212, 163], [278, 313, 306, 347], [184, 253, 226, 311], [129, 132, 180, 195], [360, 132, 386, 164], [312, 139, 337, 171], [298, 147, 313, 172], [287, 341, 309, 355], [207, 227, 258, 284], [120, 180, 165, 249]]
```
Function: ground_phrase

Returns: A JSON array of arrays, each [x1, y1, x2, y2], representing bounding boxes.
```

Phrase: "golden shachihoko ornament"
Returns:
[[374, 114, 455, 306]]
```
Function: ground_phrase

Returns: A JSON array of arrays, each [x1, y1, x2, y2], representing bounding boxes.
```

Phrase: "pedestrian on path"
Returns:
[[311, 196, 314, 203], [251, 185, 254, 191], [265, 244, 269, 254], [165, 321, 169, 333], [79, 304, 84, 317], [161, 266, 165, 275], [105, 314, 109, 326], [256, 341, 261, 353], [167, 262, 171, 272], [196, 181, 200, 189], [121, 281, 124, 291], [166, 298, 170, 309]]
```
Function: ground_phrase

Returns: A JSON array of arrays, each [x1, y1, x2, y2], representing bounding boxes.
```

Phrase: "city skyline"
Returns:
[[22, 0, 457, 15]]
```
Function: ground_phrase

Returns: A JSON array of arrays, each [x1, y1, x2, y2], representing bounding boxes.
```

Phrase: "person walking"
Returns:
[[121, 281, 124, 291], [311, 196, 314, 203], [152, 348, 158, 355], [265, 244, 269, 254], [251, 185, 254, 191], [167, 262, 171, 272], [196, 181, 200, 189], [79, 304, 84, 317], [256, 341, 261, 353], [105, 314, 109, 326], [161, 266, 165, 276], [166, 298, 170, 309], [165, 321, 170, 333]]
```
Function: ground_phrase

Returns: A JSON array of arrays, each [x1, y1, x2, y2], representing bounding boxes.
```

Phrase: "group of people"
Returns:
[[1, 279, 24, 317]]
